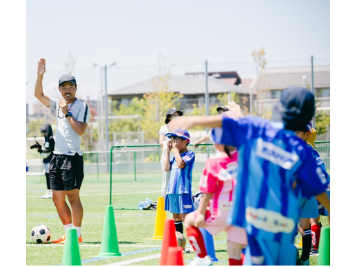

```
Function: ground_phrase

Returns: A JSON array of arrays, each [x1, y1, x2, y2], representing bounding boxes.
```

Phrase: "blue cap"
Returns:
[[166, 130, 190, 144], [59, 74, 76, 86], [272, 87, 315, 131]]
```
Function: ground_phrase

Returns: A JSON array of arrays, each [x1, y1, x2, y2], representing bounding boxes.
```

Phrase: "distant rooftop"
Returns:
[[185, 71, 241, 85], [109, 74, 254, 97], [252, 65, 330, 90]]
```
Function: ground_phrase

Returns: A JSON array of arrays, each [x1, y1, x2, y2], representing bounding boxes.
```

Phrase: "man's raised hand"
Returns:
[[37, 58, 46, 76]]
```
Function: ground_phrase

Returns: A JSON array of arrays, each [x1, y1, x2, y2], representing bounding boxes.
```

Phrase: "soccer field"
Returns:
[[26, 179, 329, 265]]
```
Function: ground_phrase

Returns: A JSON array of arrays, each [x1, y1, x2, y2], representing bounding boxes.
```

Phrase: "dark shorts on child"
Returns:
[[49, 153, 84, 191], [165, 193, 195, 214]]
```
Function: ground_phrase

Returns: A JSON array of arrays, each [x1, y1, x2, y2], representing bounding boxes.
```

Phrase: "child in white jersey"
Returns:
[[184, 143, 247, 266]]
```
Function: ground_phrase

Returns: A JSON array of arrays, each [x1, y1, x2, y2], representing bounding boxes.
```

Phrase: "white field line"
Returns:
[[26, 244, 162, 247], [105, 253, 161, 266], [26, 191, 160, 198]]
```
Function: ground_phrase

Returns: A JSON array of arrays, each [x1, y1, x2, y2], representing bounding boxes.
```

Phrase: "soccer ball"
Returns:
[[175, 231, 186, 250], [31, 225, 51, 244]]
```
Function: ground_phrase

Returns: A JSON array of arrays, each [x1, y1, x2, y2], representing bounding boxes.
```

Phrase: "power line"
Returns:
[[26, 58, 330, 74]]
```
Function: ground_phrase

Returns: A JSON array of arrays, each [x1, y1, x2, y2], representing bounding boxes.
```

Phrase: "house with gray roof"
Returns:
[[252, 65, 330, 114], [109, 73, 255, 114]]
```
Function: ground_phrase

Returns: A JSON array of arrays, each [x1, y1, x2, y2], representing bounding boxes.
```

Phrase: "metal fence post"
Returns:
[[97, 152, 99, 182], [134, 151, 137, 182], [110, 147, 113, 206]]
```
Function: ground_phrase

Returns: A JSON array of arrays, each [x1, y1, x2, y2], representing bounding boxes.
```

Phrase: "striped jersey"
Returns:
[[295, 144, 331, 199], [211, 116, 329, 243], [312, 147, 330, 187], [166, 151, 195, 195], [199, 151, 238, 218]]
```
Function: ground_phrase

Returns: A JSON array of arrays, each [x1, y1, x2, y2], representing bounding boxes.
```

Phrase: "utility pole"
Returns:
[[104, 65, 109, 170], [205, 60, 210, 158], [93, 62, 115, 171], [249, 87, 253, 115], [205, 60, 209, 134], [311, 56, 316, 128]]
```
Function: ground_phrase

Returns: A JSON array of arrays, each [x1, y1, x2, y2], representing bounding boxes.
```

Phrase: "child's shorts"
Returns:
[[318, 190, 330, 216], [244, 234, 296, 265], [165, 193, 195, 214], [193, 208, 247, 245], [299, 198, 319, 219]]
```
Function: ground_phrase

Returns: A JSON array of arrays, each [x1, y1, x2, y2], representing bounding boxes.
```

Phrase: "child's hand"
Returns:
[[195, 213, 206, 228], [172, 139, 179, 150], [298, 226, 305, 236], [167, 141, 173, 152], [193, 141, 200, 149], [226, 101, 243, 118]]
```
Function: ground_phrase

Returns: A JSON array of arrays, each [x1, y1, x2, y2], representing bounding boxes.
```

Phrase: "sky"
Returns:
[[26, 0, 330, 114]]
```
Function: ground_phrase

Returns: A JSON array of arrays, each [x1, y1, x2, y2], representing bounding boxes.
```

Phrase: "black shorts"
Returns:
[[49, 153, 84, 191]]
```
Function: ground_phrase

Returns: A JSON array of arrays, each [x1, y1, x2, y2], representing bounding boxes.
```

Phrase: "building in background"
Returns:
[[109, 72, 255, 114], [31, 102, 56, 123], [252, 65, 330, 113], [252, 65, 330, 140]]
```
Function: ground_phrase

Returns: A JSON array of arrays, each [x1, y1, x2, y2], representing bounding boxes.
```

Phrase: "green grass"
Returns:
[[27, 179, 329, 266]]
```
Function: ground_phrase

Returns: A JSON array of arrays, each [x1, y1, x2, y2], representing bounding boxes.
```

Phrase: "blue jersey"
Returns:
[[211, 116, 328, 244], [312, 147, 330, 184], [166, 151, 195, 195], [295, 144, 331, 199]]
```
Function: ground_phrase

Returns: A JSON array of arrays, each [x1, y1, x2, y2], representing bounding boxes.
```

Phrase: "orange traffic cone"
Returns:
[[167, 247, 184, 265], [159, 219, 178, 265]]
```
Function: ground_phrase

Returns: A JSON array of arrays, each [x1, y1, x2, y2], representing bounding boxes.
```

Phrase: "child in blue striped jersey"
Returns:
[[306, 124, 330, 254], [294, 121, 321, 265], [167, 87, 330, 265], [164, 130, 195, 234]]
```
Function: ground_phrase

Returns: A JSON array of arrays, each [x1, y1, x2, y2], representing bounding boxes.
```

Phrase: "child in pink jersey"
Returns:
[[184, 143, 247, 266]]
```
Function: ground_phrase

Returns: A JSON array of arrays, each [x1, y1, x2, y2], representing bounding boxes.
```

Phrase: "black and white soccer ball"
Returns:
[[31, 225, 51, 244]]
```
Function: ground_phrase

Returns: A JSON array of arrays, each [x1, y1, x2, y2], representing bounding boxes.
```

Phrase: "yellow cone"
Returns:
[[299, 238, 303, 247], [152, 196, 167, 239]]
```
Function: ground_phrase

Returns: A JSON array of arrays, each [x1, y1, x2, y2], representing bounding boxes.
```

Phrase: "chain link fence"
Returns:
[[26, 141, 330, 209]]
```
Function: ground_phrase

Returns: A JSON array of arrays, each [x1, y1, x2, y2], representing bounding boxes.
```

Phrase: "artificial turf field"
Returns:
[[26, 174, 329, 266]]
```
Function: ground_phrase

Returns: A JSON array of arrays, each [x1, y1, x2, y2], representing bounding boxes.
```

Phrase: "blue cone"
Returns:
[[199, 228, 218, 262]]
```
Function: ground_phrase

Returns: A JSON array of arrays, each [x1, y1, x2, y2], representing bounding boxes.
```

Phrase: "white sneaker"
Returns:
[[188, 255, 213, 266], [41, 193, 52, 199]]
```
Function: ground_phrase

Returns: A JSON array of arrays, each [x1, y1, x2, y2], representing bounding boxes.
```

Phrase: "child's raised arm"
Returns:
[[172, 140, 186, 168], [164, 141, 172, 172], [168, 115, 222, 132]]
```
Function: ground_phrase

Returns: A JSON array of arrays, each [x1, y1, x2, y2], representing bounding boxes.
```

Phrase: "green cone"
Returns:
[[317, 226, 330, 265], [98, 206, 121, 257], [62, 228, 81, 265]]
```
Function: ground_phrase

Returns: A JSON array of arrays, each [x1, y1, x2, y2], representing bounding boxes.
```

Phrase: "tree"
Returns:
[[315, 111, 330, 135], [186, 92, 241, 131], [107, 55, 182, 143], [64, 50, 76, 75], [108, 97, 146, 140], [251, 48, 271, 119], [142, 66, 182, 143], [26, 117, 45, 137], [302, 80, 330, 136]]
